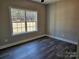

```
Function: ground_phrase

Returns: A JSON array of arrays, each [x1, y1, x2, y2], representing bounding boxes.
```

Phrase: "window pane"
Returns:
[[11, 8, 26, 35], [13, 28, 18, 34], [10, 8, 38, 35], [26, 10, 38, 32]]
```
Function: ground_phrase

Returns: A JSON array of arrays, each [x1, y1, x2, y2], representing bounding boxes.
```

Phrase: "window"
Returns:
[[26, 10, 37, 32], [11, 8, 38, 35]]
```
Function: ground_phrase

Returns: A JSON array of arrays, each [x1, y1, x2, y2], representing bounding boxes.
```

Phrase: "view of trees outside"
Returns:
[[11, 8, 37, 35]]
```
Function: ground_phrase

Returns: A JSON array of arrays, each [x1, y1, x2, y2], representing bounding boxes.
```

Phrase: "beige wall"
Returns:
[[0, 0, 46, 46], [47, 1, 79, 58], [47, 0, 79, 43]]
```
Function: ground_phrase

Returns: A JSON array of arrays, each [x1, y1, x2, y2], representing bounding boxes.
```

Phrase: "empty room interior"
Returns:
[[0, 0, 79, 59]]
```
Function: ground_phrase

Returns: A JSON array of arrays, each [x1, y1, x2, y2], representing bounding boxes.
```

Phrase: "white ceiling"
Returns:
[[32, 0, 61, 4]]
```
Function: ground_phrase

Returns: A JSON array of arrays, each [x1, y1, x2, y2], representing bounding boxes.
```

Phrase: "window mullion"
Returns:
[[25, 10, 27, 32]]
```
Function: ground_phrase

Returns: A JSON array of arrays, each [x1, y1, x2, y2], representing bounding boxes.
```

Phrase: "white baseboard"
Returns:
[[0, 34, 77, 49], [0, 34, 46, 49], [46, 35, 78, 45]]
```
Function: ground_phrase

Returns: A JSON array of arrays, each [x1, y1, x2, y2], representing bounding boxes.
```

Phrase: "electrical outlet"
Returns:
[[4, 39, 8, 42]]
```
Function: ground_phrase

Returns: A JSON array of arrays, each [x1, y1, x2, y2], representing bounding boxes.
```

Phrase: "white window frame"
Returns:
[[10, 7, 38, 36]]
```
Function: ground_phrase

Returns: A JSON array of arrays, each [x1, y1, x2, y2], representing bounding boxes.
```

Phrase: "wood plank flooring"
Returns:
[[0, 36, 77, 59]]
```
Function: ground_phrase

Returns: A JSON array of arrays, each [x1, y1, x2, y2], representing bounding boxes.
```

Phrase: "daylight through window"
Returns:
[[11, 8, 38, 35]]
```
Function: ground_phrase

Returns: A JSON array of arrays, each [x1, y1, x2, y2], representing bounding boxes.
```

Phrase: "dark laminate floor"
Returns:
[[0, 37, 77, 59]]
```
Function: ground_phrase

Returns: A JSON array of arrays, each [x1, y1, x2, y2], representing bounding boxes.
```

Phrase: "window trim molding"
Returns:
[[9, 7, 38, 36]]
